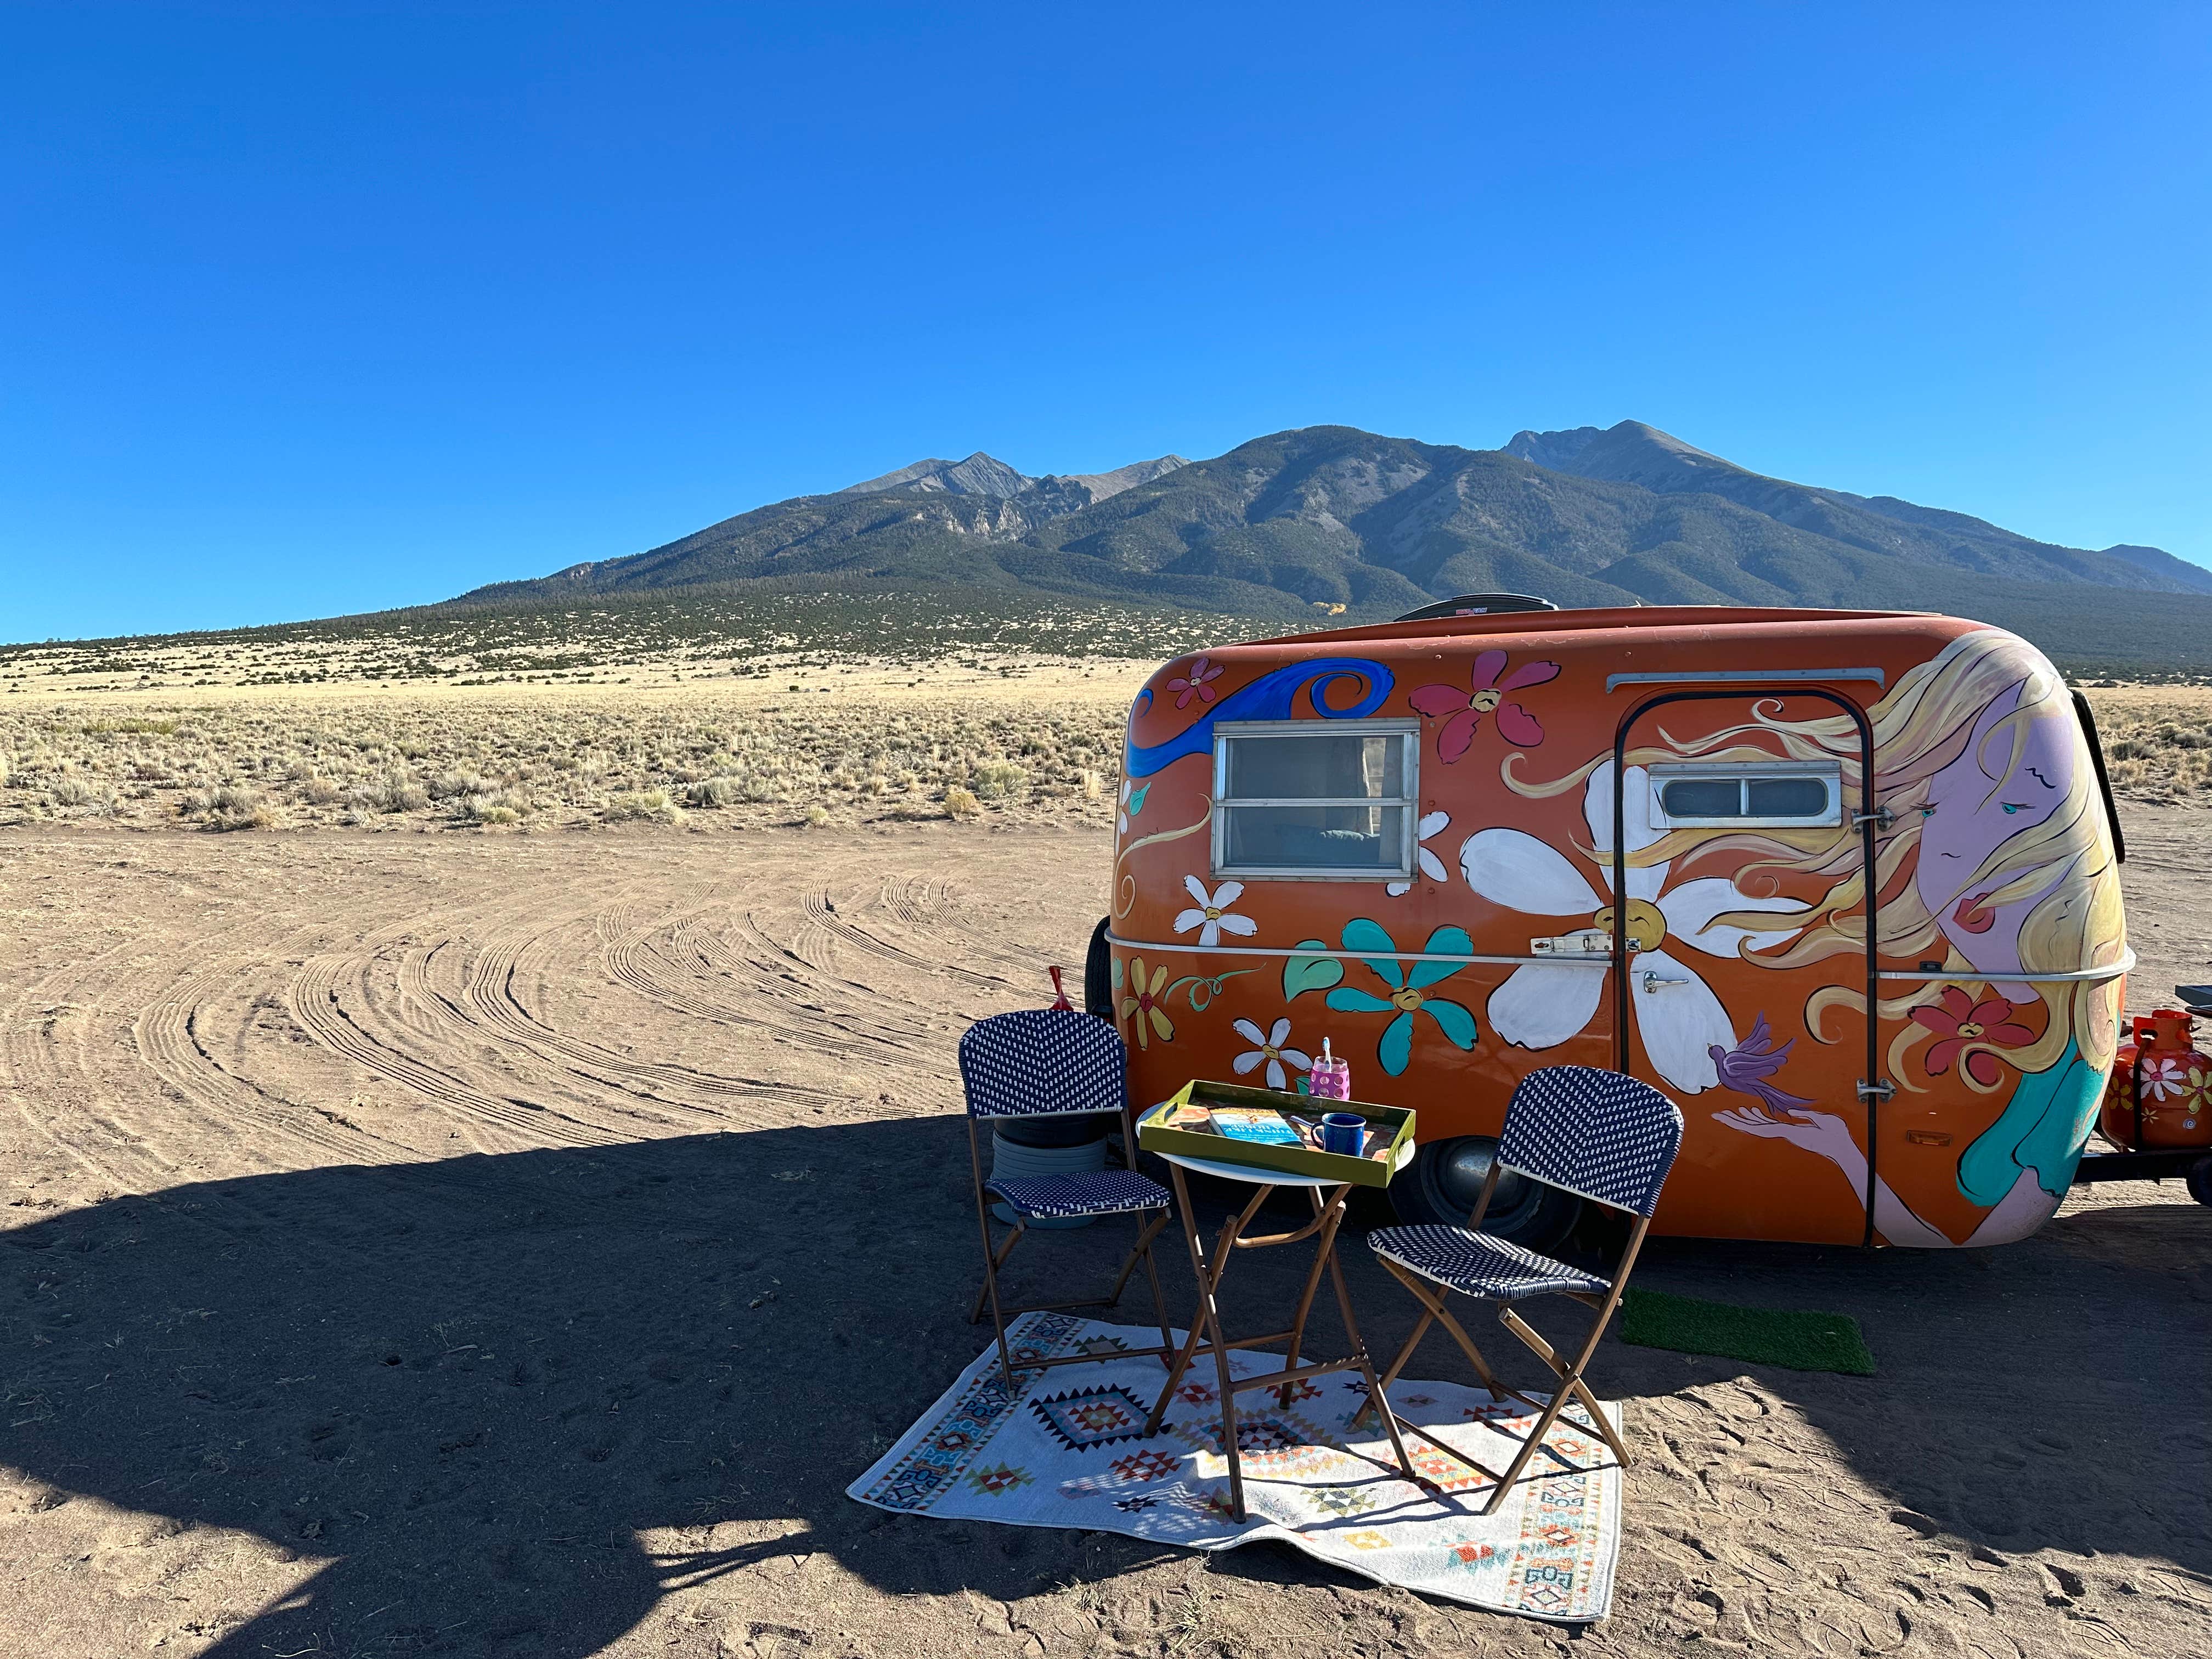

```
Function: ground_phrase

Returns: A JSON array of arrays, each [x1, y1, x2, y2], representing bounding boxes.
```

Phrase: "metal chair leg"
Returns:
[[968, 1214, 1028, 1324], [1479, 1368, 1582, 1515], [1107, 1209, 1172, 1304], [1375, 1258, 1505, 1400], [1132, 1210, 1178, 1369]]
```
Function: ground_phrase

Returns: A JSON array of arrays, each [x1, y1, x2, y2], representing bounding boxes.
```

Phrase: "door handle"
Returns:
[[1638, 972, 1690, 992]]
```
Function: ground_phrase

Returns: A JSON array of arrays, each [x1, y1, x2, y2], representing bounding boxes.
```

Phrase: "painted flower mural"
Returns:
[[1408, 649, 1560, 761], [1385, 810, 1452, 897], [1288, 918, 1480, 1076], [1910, 988, 2037, 1086], [1118, 956, 1175, 1048], [1457, 761, 1809, 1093], [1117, 777, 1149, 837], [1166, 655, 1224, 709], [1232, 1017, 1313, 1091], [1173, 877, 1257, 948]]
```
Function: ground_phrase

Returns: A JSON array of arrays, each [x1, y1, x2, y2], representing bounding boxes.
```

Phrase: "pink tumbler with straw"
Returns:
[[1308, 1037, 1351, 1101]]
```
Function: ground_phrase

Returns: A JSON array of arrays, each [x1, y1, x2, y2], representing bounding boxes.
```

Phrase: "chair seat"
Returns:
[[986, 1169, 1171, 1220], [1368, 1224, 1609, 1301]]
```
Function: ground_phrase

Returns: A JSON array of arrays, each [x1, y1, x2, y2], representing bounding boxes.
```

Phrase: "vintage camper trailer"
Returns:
[[1093, 600, 2137, 1250]]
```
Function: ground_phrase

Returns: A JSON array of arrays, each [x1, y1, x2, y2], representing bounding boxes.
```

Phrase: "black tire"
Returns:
[[1387, 1135, 1582, 1251], [2188, 1155, 2212, 1208], [1083, 916, 1114, 1019]]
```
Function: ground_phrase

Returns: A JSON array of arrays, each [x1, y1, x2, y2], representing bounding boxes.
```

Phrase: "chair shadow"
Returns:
[[5, 1121, 2207, 1655]]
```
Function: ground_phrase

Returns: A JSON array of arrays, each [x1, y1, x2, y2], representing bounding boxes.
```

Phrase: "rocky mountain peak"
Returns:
[[1503, 426, 1605, 470], [834, 452, 1036, 499]]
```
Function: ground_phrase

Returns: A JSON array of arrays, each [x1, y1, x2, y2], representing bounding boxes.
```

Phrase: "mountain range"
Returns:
[[454, 422, 2212, 668]]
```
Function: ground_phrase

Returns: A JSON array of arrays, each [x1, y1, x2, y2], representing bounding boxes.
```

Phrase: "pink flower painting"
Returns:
[[1166, 656, 1223, 709], [1408, 649, 1560, 761], [1910, 987, 2038, 1086]]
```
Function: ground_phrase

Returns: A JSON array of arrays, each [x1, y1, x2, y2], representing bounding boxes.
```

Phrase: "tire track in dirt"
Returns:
[[289, 950, 623, 1151], [606, 910, 936, 1062], [797, 889, 1017, 991], [5, 934, 180, 1198], [5, 865, 385, 1193], [4, 828, 1103, 1221], [455, 928, 835, 1120]]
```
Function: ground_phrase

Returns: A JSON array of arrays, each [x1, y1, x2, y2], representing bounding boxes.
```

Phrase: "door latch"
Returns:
[[1639, 971, 1691, 993], [1855, 1079, 1895, 1103], [1852, 805, 1895, 831]]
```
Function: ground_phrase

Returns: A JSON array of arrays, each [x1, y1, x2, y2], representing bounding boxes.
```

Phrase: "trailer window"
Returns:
[[1211, 721, 1419, 878], [1647, 761, 1842, 828]]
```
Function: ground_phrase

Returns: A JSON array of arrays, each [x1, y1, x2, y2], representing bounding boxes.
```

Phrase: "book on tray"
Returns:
[[1164, 1102, 1386, 1159]]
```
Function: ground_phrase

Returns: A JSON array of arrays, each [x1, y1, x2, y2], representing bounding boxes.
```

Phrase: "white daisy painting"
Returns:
[[1457, 761, 1810, 1093], [1173, 877, 1257, 948]]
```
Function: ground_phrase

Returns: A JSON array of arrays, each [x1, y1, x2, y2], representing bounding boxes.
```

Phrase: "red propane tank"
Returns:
[[2100, 1010, 2212, 1150]]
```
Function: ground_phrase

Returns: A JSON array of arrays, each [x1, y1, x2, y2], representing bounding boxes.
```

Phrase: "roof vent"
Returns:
[[1393, 592, 1559, 622]]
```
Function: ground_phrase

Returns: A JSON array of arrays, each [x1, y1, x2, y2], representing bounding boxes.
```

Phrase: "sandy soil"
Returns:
[[2, 813, 2208, 1659]]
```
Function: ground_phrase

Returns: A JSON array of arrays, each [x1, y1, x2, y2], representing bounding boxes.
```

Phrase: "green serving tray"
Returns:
[[1137, 1080, 1417, 1188]]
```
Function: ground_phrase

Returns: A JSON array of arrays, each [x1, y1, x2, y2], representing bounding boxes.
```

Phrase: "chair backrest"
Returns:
[[1496, 1065, 1684, 1217], [957, 1008, 1127, 1120]]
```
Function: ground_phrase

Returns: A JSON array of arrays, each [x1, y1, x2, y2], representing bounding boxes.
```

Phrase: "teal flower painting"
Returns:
[[1318, 918, 1480, 1076]]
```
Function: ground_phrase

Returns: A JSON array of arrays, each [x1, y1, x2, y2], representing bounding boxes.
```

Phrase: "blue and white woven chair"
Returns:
[[959, 1008, 1180, 1388], [1365, 1064, 1684, 1512]]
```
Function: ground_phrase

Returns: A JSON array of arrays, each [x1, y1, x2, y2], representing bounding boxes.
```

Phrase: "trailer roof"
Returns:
[[1244, 604, 1946, 651]]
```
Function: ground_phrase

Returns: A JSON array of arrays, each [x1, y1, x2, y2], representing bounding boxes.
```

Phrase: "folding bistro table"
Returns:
[[1137, 1086, 1421, 1521]]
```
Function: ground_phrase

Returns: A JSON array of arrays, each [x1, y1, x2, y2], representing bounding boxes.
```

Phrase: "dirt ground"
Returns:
[[2, 811, 2208, 1659]]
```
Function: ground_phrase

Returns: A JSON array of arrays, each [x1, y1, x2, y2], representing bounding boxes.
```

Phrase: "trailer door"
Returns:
[[1610, 684, 1888, 1246]]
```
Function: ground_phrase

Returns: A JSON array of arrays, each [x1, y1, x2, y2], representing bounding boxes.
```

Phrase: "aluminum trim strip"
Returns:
[[1104, 933, 1560, 967], [1104, 934, 2136, 984], [1874, 953, 2135, 985]]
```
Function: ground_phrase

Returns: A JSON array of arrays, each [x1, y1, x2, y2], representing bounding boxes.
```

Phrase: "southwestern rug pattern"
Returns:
[[847, 1312, 1624, 1623]]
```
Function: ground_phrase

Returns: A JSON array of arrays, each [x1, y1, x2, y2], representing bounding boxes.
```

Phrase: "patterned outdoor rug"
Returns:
[[848, 1312, 1623, 1623]]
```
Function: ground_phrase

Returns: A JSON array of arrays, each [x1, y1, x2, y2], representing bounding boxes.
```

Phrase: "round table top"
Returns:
[[1154, 1149, 1344, 1188]]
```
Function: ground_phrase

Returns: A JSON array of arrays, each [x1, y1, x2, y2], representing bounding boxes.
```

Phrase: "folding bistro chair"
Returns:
[[960, 1008, 1181, 1389], [1364, 1064, 1684, 1514]]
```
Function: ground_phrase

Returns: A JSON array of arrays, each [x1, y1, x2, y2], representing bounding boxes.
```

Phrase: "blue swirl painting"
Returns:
[[1124, 658, 1396, 779]]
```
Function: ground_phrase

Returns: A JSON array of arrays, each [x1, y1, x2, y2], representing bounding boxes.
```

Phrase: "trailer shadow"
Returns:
[[4, 1122, 2207, 1656], [1611, 1191, 2212, 1561]]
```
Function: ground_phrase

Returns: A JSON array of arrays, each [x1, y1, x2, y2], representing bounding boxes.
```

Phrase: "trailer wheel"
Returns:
[[1387, 1136, 1581, 1251], [1082, 918, 1113, 1019], [2188, 1155, 2212, 1208]]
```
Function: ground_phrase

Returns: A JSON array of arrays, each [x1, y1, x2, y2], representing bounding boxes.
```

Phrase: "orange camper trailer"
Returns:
[[1090, 597, 2158, 1250]]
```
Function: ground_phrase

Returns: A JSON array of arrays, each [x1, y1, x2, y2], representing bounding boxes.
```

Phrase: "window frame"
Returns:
[[1210, 718, 1422, 881], [1645, 759, 1844, 830]]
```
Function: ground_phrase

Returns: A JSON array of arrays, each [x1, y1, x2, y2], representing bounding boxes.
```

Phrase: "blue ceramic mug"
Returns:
[[1319, 1112, 1364, 1156]]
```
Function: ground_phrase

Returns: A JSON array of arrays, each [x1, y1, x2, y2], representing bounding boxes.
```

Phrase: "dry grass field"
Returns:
[[2, 664, 2209, 1659], [0, 667, 1145, 834], [9, 653, 2212, 842]]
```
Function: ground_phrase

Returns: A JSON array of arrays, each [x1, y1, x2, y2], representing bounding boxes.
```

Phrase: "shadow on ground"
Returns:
[[4, 1121, 2208, 1655]]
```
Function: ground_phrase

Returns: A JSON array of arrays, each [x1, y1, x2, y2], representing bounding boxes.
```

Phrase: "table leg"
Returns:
[[1321, 1216, 1419, 1486], [1147, 1164, 1261, 1523], [1146, 1169, 1263, 1431], [1277, 1184, 1347, 1408]]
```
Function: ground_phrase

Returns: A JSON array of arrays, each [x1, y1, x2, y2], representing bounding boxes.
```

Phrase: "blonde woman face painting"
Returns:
[[1917, 678, 2076, 978]]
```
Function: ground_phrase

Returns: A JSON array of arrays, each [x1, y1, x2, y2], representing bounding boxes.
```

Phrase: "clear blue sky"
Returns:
[[4, 2, 2207, 641]]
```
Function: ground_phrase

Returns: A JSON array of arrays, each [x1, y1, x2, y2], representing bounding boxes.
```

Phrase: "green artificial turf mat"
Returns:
[[1619, 1288, 1875, 1375]]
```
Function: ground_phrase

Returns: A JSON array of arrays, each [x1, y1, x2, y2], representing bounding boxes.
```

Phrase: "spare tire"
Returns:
[[1084, 917, 1114, 1019], [1387, 1135, 1581, 1251]]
